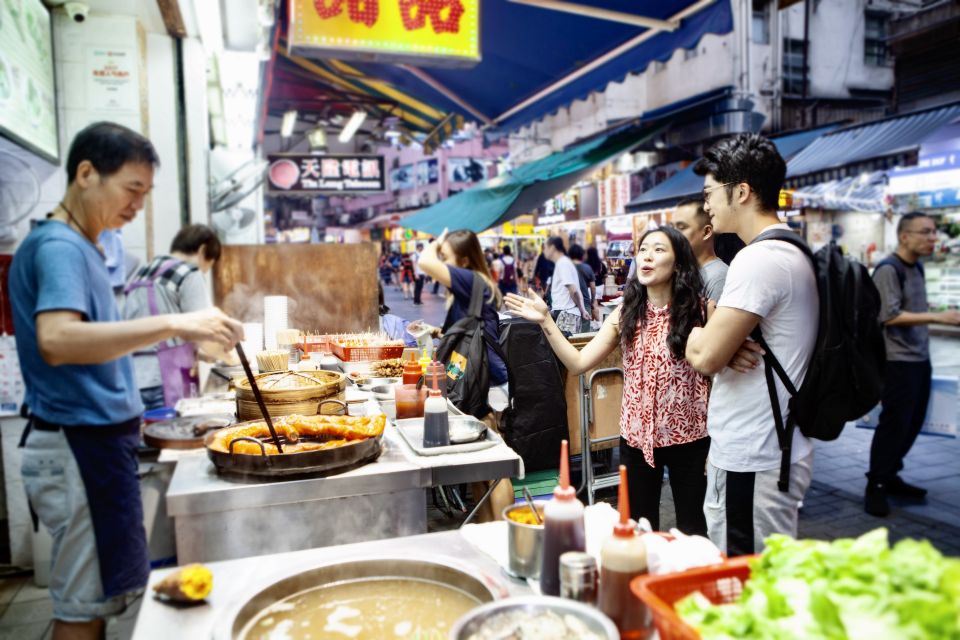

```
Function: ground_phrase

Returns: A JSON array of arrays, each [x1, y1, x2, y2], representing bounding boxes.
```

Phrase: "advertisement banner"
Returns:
[[448, 157, 486, 183], [416, 158, 439, 185], [288, 0, 480, 67], [391, 165, 415, 191], [267, 154, 385, 193]]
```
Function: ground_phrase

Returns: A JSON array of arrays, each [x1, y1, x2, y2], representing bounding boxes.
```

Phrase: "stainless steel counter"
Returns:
[[167, 422, 522, 563], [131, 529, 534, 640]]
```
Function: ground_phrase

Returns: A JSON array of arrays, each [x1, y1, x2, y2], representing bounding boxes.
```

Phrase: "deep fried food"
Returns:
[[284, 413, 386, 440], [208, 414, 384, 455], [208, 418, 300, 453]]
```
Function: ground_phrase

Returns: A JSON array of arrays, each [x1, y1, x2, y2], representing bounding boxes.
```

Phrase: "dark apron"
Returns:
[[125, 259, 199, 408], [24, 416, 149, 598]]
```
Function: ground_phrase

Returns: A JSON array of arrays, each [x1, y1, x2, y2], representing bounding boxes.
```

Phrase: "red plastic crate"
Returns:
[[331, 342, 405, 362], [631, 555, 756, 640]]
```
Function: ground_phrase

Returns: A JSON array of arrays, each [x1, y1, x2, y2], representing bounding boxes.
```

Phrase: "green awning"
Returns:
[[402, 124, 659, 235]]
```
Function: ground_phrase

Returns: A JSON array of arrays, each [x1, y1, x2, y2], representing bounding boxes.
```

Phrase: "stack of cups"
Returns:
[[241, 322, 264, 360], [263, 296, 289, 350]]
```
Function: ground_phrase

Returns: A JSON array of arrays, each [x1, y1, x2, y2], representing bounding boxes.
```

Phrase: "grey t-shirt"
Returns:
[[873, 259, 929, 362], [700, 258, 728, 303], [122, 258, 211, 389]]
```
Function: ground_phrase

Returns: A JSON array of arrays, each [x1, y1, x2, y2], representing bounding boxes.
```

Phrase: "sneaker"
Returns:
[[888, 476, 927, 499], [864, 483, 890, 517]]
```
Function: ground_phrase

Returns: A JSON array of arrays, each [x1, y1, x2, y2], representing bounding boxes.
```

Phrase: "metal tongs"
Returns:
[[235, 343, 284, 453]]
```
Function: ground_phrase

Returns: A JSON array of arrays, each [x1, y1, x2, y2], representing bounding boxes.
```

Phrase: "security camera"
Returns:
[[64, 2, 89, 23]]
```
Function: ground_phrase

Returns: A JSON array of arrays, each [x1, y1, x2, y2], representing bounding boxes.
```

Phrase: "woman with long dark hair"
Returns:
[[506, 226, 710, 534], [586, 246, 608, 286]]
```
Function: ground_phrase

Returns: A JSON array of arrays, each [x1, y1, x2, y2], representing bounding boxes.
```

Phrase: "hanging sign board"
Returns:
[[267, 154, 385, 193], [288, 0, 480, 67]]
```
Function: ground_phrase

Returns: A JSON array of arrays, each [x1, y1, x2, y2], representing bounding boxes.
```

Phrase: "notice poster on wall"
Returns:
[[85, 48, 137, 111], [416, 158, 438, 186], [0, 0, 58, 161]]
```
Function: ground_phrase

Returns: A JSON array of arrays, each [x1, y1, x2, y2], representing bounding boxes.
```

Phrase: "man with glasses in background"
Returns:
[[865, 212, 960, 516]]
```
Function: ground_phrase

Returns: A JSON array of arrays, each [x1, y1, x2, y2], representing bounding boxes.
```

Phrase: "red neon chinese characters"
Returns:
[[312, 0, 465, 34]]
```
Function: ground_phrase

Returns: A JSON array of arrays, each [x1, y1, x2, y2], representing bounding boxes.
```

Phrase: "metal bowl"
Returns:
[[212, 556, 506, 640], [450, 595, 620, 639], [369, 383, 397, 401]]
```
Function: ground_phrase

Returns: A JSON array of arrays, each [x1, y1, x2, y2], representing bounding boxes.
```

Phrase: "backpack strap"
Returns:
[[747, 228, 814, 493], [876, 253, 923, 290], [467, 273, 488, 319]]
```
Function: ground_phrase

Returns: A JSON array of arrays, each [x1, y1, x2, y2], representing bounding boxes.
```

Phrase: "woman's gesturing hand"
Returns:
[[504, 290, 550, 325]]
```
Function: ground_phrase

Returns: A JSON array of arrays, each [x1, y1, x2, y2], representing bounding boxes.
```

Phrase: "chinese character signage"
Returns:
[[267, 154, 385, 193], [536, 191, 579, 226], [289, 0, 480, 67]]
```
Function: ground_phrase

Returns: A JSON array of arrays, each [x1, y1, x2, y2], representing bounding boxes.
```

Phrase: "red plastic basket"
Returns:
[[331, 343, 405, 362], [630, 555, 756, 640]]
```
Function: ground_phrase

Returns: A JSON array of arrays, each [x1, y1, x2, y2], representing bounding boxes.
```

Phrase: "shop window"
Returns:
[[752, 0, 770, 45], [782, 38, 806, 96], [865, 11, 891, 66]]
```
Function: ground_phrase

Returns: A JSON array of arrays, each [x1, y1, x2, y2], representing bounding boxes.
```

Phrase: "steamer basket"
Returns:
[[234, 370, 346, 421]]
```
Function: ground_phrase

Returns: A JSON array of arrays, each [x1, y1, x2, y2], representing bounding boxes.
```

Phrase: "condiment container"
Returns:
[[425, 360, 446, 398], [599, 465, 650, 639], [422, 369, 449, 448], [402, 353, 422, 385], [539, 440, 585, 597], [560, 551, 598, 605], [394, 384, 426, 419], [503, 504, 544, 579]]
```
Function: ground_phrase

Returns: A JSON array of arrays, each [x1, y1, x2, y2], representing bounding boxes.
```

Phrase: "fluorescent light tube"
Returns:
[[338, 110, 367, 143], [281, 110, 297, 138]]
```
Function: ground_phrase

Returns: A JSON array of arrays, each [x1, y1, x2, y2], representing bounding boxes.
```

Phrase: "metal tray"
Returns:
[[394, 417, 500, 456]]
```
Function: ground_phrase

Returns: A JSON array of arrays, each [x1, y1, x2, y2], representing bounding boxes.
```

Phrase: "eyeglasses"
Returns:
[[703, 182, 735, 200], [905, 229, 936, 236]]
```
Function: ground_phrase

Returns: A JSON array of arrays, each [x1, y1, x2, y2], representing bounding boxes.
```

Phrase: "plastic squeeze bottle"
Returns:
[[418, 348, 431, 375], [425, 360, 446, 397], [539, 439, 586, 596], [402, 352, 422, 385], [422, 369, 450, 448], [599, 465, 649, 639]]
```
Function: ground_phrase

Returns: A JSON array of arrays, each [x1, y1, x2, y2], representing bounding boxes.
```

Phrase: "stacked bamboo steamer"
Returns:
[[234, 370, 347, 421]]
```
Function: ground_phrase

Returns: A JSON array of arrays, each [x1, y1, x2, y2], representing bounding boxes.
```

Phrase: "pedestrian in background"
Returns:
[[413, 242, 426, 305], [670, 196, 728, 303], [686, 134, 818, 556], [543, 237, 589, 335], [569, 243, 598, 330], [506, 226, 710, 534], [123, 224, 231, 410], [865, 211, 960, 516]]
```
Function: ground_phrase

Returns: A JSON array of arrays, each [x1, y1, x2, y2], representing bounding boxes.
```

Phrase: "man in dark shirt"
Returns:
[[866, 212, 960, 516]]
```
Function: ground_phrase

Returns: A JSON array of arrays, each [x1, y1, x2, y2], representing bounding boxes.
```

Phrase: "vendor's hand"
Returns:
[[727, 339, 764, 373], [174, 307, 244, 350], [504, 291, 549, 325]]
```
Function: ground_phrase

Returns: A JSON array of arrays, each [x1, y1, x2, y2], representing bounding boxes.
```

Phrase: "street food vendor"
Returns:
[[123, 223, 234, 410], [9, 122, 244, 640]]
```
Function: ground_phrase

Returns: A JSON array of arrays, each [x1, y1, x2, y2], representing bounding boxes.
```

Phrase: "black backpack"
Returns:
[[498, 316, 567, 472], [749, 230, 885, 491], [436, 275, 501, 419]]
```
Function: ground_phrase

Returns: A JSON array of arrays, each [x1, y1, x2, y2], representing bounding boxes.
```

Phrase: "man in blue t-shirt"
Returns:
[[10, 122, 243, 640]]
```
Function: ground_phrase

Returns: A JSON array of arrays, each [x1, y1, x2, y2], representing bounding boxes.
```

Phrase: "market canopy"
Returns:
[[626, 123, 840, 212], [281, 0, 734, 135], [786, 102, 960, 185], [402, 124, 660, 235]]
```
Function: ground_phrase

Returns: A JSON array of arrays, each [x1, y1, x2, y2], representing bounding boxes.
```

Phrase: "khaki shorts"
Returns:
[[21, 429, 141, 621]]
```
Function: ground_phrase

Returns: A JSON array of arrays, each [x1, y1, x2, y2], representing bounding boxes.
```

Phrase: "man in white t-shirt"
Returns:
[[685, 134, 818, 556], [544, 237, 588, 334]]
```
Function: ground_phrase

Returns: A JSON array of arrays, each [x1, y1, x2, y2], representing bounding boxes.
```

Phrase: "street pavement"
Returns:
[[383, 284, 960, 554]]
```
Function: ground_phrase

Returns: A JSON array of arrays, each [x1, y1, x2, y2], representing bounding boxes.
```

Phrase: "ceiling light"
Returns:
[[281, 110, 297, 138], [338, 110, 367, 143], [307, 128, 327, 150]]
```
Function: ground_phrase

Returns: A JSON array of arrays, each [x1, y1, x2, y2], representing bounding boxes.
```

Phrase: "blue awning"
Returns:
[[626, 123, 840, 212], [329, 0, 733, 133], [786, 103, 960, 183], [402, 124, 659, 235]]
